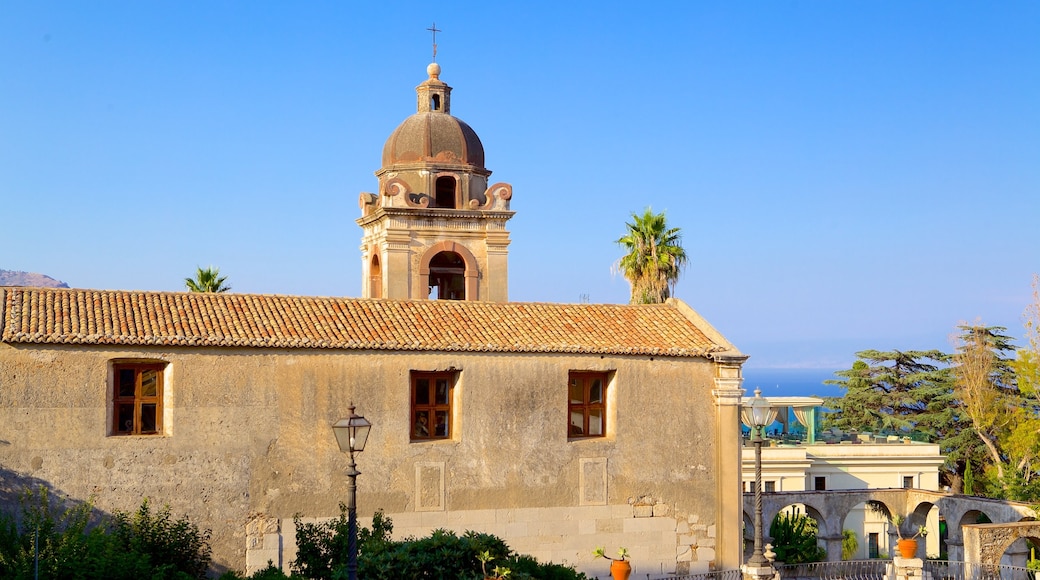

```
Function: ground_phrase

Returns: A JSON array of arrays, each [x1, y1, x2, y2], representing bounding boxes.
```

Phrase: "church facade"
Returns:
[[0, 63, 748, 577]]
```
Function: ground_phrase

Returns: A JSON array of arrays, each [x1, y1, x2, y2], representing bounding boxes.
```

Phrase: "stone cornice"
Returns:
[[357, 208, 515, 229]]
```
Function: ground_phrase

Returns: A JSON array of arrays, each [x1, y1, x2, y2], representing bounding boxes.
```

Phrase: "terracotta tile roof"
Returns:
[[0, 288, 725, 358]]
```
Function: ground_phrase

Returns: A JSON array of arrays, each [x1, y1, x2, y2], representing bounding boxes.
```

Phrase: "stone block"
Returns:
[[596, 518, 622, 533], [633, 504, 654, 518], [578, 518, 596, 535], [653, 503, 670, 517]]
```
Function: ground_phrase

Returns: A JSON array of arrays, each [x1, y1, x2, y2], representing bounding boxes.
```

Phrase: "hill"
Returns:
[[0, 269, 69, 288]]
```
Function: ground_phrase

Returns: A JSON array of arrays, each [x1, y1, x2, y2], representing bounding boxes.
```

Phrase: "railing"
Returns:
[[650, 561, 1037, 580], [740, 431, 933, 446], [774, 559, 889, 580], [642, 569, 743, 580], [925, 561, 1034, 580]]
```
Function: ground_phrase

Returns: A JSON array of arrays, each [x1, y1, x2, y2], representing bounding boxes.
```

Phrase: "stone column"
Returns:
[[713, 354, 748, 571], [945, 540, 963, 564], [819, 534, 844, 562], [887, 557, 930, 580], [1006, 539, 1030, 568]]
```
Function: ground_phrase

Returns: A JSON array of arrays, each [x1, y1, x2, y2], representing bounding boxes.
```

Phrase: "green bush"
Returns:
[[769, 511, 826, 564], [0, 486, 212, 579], [291, 508, 587, 580]]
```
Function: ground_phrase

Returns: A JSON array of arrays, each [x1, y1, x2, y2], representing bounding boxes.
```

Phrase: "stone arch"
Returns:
[[369, 252, 382, 299], [434, 175, 457, 208], [964, 521, 1040, 567], [418, 241, 479, 301]]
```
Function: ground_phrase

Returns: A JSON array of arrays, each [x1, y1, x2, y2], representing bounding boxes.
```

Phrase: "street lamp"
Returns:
[[332, 404, 372, 580], [742, 388, 777, 577]]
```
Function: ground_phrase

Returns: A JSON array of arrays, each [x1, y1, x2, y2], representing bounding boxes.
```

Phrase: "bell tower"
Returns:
[[357, 63, 513, 302]]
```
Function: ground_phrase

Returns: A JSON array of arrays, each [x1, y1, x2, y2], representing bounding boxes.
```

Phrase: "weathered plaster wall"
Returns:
[[0, 342, 723, 575]]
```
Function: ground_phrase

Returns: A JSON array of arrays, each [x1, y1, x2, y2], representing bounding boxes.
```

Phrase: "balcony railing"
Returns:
[[650, 560, 1035, 580]]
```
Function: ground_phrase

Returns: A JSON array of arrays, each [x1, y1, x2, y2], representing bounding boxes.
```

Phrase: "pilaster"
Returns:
[[713, 354, 748, 570]]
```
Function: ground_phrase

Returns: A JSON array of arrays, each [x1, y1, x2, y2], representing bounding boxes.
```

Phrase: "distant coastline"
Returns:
[[742, 367, 843, 399]]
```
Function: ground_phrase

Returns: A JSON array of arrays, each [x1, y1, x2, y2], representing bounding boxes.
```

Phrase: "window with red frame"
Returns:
[[568, 371, 608, 438]]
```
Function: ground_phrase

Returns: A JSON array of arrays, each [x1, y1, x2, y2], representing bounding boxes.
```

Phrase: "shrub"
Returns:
[[0, 486, 212, 579], [769, 511, 826, 564], [292, 508, 587, 580]]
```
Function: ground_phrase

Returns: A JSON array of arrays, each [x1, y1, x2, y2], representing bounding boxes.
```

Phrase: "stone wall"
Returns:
[[0, 342, 727, 574]]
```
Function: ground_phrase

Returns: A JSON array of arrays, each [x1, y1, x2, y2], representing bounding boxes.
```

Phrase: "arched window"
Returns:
[[369, 254, 382, 299], [435, 176, 457, 208], [431, 94, 441, 111], [428, 251, 465, 300]]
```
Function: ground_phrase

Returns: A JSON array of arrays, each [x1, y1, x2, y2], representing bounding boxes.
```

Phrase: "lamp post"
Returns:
[[332, 404, 372, 580], [743, 388, 777, 579]]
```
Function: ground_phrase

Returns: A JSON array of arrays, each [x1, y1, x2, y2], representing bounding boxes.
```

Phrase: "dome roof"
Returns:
[[380, 63, 486, 170], [381, 113, 485, 168]]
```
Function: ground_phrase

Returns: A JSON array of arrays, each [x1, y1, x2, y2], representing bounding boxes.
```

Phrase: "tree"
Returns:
[[824, 349, 953, 434], [951, 324, 1021, 487], [1009, 274, 1040, 495], [185, 266, 231, 293], [614, 208, 688, 304], [842, 529, 859, 560], [824, 349, 981, 491]]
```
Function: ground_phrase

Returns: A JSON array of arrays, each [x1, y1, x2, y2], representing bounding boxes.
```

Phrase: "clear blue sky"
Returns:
[[2, 1, 1037, 369]]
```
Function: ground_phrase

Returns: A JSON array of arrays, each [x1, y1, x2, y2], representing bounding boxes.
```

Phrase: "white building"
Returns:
[[741, 396, 944, 559]]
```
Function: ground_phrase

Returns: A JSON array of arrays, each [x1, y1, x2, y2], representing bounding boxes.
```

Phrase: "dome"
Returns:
[[379, 63, 486, 171], [381, 113, 485, 169]]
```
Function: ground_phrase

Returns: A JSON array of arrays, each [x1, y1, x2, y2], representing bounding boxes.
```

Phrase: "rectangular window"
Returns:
[[814, 476, 826, 491], [112, 363, 165, 435], [568, 371, 607, 438], [903, 475, 914, 488], [764, 480, 775, 493], [411, 371, 454, 441]]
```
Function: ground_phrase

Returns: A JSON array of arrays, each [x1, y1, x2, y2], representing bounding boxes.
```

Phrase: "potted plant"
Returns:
[[478, 550, 512, 580], [1027, 547, 1040, 580], [867, 502, 927, 559], [594, 546, 631, 580], [890, 514, 927, 558]]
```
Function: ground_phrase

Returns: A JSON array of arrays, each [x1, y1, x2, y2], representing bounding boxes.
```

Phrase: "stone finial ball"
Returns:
[[427, 62, 441, 79]]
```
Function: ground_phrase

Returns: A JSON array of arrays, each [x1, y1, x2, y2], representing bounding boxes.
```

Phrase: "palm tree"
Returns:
[[615, 208, 688, 304], [185, 266, 231, 293]]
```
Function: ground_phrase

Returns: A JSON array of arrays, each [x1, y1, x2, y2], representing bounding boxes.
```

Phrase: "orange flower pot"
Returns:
[[610, 559, 632, 580], [897, 539, 918, 558]]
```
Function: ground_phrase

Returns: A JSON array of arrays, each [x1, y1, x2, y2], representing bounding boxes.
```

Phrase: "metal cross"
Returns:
[[427, 23, 441, 61]]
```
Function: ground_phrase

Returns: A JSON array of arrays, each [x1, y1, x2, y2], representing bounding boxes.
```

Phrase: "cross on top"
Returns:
[[427, 22, 441, 61]]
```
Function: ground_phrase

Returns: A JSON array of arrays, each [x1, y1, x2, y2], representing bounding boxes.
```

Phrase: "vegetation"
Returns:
[[185, 266, 231, 293], [841, 529, 858, 560], [592, 546, 629, 561], [768, 512, 825, 564], [0, 487, 211, 579], [288, 507, 588, 580], [823, 284, 1040, 502], [615, 208, 688, 304]]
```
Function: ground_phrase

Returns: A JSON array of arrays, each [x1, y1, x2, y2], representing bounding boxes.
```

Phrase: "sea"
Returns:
[[741, 367, 845, 400]]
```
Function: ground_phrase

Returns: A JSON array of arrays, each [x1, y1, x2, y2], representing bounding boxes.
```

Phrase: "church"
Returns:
[[0, 62, 749, 577]]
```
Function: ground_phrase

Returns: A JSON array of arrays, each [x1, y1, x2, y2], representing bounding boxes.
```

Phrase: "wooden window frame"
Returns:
[[112, 362, 165, 436], [410, 371, 455, 441], [568, 371, 608, 439]]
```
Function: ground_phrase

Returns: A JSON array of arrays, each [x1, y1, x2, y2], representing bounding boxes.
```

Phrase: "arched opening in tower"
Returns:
[[428, 251, 466, 300], [431, 94, 441, 111], [435, 176, 457, 208], [369, 254, 382, 299]]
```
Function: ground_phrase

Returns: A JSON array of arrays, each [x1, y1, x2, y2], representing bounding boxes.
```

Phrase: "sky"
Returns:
[[1, 1, 1037, 369]]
